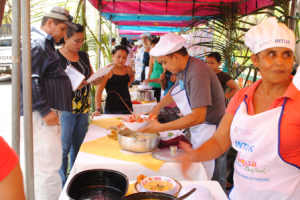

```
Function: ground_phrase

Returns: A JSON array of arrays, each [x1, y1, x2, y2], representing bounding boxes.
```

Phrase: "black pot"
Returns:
[[67, 169, 129, 200], [122, 192, 178, 200]]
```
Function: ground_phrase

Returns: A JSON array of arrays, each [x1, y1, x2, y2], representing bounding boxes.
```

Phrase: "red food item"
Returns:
[[132, 101, 141, 104]]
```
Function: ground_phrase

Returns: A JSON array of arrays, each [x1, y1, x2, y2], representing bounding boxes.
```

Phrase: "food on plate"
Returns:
[[143, 181, 174, 192], [121, 114, 157, 123], [168, 132, 174, 137], [137, 174, 147, 185], [107, 130, 118, 141], [107, 123, 127, 131]]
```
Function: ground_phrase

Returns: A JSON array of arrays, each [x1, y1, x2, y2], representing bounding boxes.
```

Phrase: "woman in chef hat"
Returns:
[[176, 17, 300, 199]]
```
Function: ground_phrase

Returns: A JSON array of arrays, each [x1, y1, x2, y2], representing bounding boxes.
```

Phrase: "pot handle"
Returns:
[[176, 188, 196, 200]]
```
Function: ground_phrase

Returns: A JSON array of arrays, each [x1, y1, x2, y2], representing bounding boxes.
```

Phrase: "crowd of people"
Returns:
[[0, 5, 299, 200]]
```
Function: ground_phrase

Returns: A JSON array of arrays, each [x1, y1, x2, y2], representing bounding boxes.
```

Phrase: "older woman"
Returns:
[[56, 23, 101, 186], [179, 17, 300, 200]]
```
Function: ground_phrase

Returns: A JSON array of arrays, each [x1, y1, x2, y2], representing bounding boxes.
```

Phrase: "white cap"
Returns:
[[150, 33, 186, 57], [140, 31, 151, 37], [137, 40, 143, 46], [245, 17, 295, 54]]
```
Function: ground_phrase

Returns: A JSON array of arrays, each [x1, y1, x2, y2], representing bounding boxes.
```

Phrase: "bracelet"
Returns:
[[96, 108, 101, 112]]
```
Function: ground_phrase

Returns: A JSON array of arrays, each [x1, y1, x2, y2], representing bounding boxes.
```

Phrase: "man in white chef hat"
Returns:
[[163, 17, 300, 200], [139, 33, 227, 187]]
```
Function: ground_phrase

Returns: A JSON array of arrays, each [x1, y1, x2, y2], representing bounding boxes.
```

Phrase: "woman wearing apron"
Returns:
[[138, 33, 227, 184], [178, 17, 300, 199]]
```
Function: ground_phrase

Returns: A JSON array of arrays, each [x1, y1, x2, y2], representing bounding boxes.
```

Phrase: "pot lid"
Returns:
[[152, 148, 186, 162]]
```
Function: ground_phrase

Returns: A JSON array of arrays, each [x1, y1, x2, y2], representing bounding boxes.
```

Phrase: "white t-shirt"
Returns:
[[135, 46, 145, 62]]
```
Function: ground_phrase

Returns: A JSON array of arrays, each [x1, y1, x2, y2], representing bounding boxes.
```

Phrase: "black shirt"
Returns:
[[216, 71, 232, 88]]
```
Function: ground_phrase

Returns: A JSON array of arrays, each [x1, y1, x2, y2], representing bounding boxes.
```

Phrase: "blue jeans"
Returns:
[[104, 108, 133, 114], [59, 111, 89, 187]]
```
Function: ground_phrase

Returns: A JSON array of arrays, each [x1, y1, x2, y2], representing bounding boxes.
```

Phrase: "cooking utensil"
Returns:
[[118, 129, 160, 153], [122, 188, 196, 200], [152, 148, 186, 162], [137, 90, 146, 101], [66, 169, 128, 200], [145, 89, 155, 101]]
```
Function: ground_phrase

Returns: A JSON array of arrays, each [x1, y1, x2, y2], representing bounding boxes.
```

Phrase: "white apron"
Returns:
[[170, 58, 216, 179], [229, 97, 300, 200]]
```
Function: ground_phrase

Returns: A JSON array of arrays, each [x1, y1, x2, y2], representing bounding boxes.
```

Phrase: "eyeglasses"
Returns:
[[51, 11, 73, 22], [70, 38, 86, 45]]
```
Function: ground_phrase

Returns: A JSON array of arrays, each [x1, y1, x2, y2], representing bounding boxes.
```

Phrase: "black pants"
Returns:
[[153, 87, 161, 102], [141, 69, 145, 82]]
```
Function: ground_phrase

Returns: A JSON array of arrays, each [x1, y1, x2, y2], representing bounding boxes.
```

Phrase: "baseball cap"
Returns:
[[44, 6, 77, 30]]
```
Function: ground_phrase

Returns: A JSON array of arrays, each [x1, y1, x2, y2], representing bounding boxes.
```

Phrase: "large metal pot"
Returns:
[[145, 89, 155, 101], [137, 90, 146, 101], [118, 129, 160, 153]]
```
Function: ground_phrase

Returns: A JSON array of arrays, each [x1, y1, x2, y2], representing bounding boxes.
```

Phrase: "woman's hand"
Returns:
[[143, 79, 152, 85], [92, 110, 101, 118], [170, 74, 177, 82], [92, 76, 105, 85], [160, 73, 166, 82], [77, 80, 88, 90]]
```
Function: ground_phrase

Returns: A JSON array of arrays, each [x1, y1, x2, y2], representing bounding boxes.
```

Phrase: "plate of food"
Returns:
[[120, 114, 157, 131], [135, 175, 182, 196], [159, 130, 183, 141]]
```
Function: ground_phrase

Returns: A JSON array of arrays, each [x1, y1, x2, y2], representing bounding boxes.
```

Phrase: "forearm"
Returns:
[[155, 91, 174, 109], [95, 88, 104, 109], [128, 76, 134, 87], [148, 78, 161, 84], [225, 88, 238, 99]]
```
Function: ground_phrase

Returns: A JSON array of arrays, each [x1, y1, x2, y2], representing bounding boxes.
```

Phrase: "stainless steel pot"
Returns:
[[118, 130, 160, 153], [145, 89, 155, 101], [137, 90, 146, 101]]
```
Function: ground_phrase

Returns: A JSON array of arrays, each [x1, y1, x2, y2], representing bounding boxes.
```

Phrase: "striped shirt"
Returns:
[[20, 27, 72, 117]]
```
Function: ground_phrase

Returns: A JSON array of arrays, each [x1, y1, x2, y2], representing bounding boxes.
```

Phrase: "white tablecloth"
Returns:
[[58, 114, 210, 200], [101, 91, 157, 114], [59, 180, 228, 200]]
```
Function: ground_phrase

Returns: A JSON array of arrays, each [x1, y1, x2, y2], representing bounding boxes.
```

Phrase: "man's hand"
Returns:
[[137, 118, 164, 133], [42, 111, 59, 126]]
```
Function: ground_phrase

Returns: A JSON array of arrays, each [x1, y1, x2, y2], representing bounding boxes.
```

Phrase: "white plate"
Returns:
[[159, 130, 183, 141], [134, 180, 182, 196], [138, 85, 153, 90]]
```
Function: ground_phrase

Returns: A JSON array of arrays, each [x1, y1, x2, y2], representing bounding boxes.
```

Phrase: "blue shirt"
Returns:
[[20, 27, 72, 117]]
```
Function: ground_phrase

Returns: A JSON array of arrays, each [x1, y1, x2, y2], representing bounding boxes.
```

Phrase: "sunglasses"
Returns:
[[51, 11, 73, 22]]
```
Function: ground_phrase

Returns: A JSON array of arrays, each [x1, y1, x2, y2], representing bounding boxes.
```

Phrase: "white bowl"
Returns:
[[121, 119, 149, 131], [177, 185, 213, 200], [140, 176, 178, 195]]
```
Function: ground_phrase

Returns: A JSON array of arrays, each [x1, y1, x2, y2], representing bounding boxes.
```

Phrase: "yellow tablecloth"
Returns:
[[126, 183, 135, 196], [91, 116, 123, 129], [80, 136, 164, 172]]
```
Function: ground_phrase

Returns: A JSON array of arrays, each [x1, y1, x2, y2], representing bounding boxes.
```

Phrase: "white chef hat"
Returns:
[[245, 17, 295, 54], [137, 40, 143, 46], [140, 31, 151, 37], [150, 33, 187, 57]]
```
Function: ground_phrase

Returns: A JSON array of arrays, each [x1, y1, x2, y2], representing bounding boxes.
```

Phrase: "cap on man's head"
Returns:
[[137, 40, 144, 46], [245, 17, 295, 54], [150, 33, 186, 57], [140, 31, 151, 38], [43, 6, 77, 30]]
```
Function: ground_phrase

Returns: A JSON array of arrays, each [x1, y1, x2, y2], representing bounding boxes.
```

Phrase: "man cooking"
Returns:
[[177, 17, 300, 200], [139, 33, 227, 186]]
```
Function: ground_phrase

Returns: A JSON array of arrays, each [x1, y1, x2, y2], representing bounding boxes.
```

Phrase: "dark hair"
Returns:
[[112, 45, 129, 55], [167, 47, 188, 58], [112, 38, 116, 43], [41, 16, 64, 26], [150, 37, 160, 46], [207, 52, 222, 63], [57, 23, 84, 45], [148, 35, 157, 41], [120, 37, 131, 48]]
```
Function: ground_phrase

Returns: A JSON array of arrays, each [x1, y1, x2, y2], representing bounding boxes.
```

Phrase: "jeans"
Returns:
[[59, 111, 89, 187], [104, 108, 133, 114], [212, 151, 228, 192]]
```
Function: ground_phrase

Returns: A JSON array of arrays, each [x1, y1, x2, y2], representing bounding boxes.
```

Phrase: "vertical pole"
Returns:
[[21, 0, 34, 198], [97, 5, 102, 69], [109, 15, 112, 52], [12, 0, 21, 156], [117, 25, 120, 44], [114, 23, 117, 40]]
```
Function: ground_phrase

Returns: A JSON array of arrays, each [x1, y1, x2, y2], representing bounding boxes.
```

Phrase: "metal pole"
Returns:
[[21, 0, 34, 198], [114, 23, 117, 43], [109, 15, 112, 52], [12, 0, 21, 156], [117, 25, 120, 44], [97, 6, 102, 69]]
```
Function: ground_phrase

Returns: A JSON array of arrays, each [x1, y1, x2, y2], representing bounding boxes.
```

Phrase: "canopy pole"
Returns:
[[98, 6, 102, 69], [114, 23, 117, 41], [12, 0, 21, 156], [21, 0, 34, 198], [117, 25, 120, 44], [109, 15, 112, 51]]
